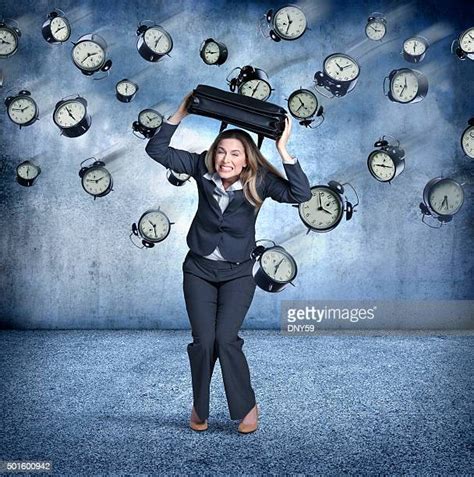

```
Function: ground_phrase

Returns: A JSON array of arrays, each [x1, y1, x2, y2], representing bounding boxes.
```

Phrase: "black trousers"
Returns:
[[182, 250, 257, 421]]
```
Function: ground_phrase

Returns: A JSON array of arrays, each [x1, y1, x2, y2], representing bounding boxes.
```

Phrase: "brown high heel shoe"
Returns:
[[238, 404, 259, 434], [189, 405, 208, 432]]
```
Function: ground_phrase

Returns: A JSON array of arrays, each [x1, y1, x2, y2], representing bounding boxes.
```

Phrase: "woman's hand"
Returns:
[[276, 114, 295, 162], [168, 91, 193, 125]]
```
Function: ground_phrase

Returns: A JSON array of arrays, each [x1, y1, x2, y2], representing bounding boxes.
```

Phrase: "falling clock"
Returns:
[[250, 239, 298, 292], [16, 160, 41, 187], [130, 208, 175, 249], [78, 158, 113, 199], [115, 79, 139, 103], [4, 90, 39, 128], [367, 136, 405, 183], [383, 68, 428, 104], [461, 118, 474, 159], [71, 33, 112, 79], [260, 4, 307, 42], [166, 169, 191, 186], [227, 65, 273, 101], [199, 38, 228, 66], [41, 9, 71, 44], [132, 108, 163, 139], [0, 19, 21, 58], [53, 95, 91, 137], [136, 20, 173, 62], [452, 27, 474, 61], [402, 36, 429, 63], [365, 13, 387, 41], [287, 88, 324, 128]]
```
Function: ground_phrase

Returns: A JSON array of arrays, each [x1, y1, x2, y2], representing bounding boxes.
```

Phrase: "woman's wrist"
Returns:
[[277, 146, 292, 162], [167, 111, 187, 125]]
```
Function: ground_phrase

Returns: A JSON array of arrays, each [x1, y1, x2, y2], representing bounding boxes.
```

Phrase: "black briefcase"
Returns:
[[187, 84, 287, 148]]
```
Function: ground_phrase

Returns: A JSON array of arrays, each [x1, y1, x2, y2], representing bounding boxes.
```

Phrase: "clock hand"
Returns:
[[469, 33, 474, 40], [154, 35, 163, 48], [251, 82, 260, 97], [55, 26, 65, 32], [66, 107, 76, 120], [0, 39, 12, 44], [373, 163, 392, 168], [440, 196, 447, 209], [370, 25, 378, 32], [413, 41, 417, 53], [274, 258, 284, 274], [404, 76, 407, 88], [335, 61, 343, 71], [81, 52, 92, 64], [207, 50, 218, 55], [445, 196, 449, 209]]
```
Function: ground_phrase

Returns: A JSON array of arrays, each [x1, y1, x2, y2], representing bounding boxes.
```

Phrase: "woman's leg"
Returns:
[[215, 275, 257, 420], [183, 271, 219, 421]]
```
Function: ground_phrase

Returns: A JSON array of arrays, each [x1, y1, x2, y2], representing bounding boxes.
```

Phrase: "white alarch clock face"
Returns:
[[324, 54, 359, 82], [139, 110, 162, 128], [139, 211, 170, 241], [17, 163, 39, 180], [240, 79, 271, 100], [403, 37, 426, 56], [301, 187, 343, 230], [72, 40, 105, 71], [54, 100, 86, 128], [8, 97, 37, 125], [461, 125, 474, 158], [288, 90, 318, 119], [144, 27, 172, 54], [460, 27, 474, 53], [391, 70, 419, 103], [203, 41, 220, 64], [428, 180, 464, 216], [116, 80, 137, 96], [366, 20, 386, 40], [0, 27, 17, 56], [82, 168, 111, 195], [369, 151, 395, 181], [261, 249, 296, 283], [51, 16, 70, 42], [273, 6, 307, 40]]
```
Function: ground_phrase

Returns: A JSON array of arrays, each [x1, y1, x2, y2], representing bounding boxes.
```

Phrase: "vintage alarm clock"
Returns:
[[53, 95, 91, 137], [5, 90, 39, 128], [314, 53, 361, 98], [383, 68, 428, 104], [41, 9, 71, 44], [367, 135, 405, 183], [132, 108, 163, 139], [250, 239, 298, 293], [166, 169, 191, 186], [130, 207, 175, 249], [71, 33, 112, 79], [16, 160, 41, 187], [78, 157, 113, 199], [115, 79, 139, 103], [199, 38, 228, 66], [419, 177, 464, 228], [226, 65, 273, 101], [136, 20, 173, 62], [365, 12, 387, 41], [0, 18, 21, 58], [287, 88, 324, 128], [293, 181, 359, 233], [461, 118, 474, 159], [452, 27, 474, 61], [402, 36, 429, 63], [259, 4, 307, 42]]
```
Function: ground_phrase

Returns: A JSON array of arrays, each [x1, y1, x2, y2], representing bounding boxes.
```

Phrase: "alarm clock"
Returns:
[[402, 36, 429, 63], [71, 33, 112, 79], [419, 177, 464, 228], [130, 208, 175, 249], [250, 239, 297, 293], [227, 65, 273, 101], [0, 18, 21, 58], [452, 27, 474, 61], [383, 68, 428, 104], [166, 169, 191, 186], [199, 38, 228, 66], [365, 12, 387, 41], [260, 4, 307, 42], [367, 136, 405, 183], [314, 53, 361, 98], [115, 79, 139, 103], [132, 108, 163, 139], [78, 158, 113, 199], [136, 20, 173, 62], [287, 88, 324, 128], [41, 9, 71, 44], [461, 118, 474, 159], [294, 181, 359, 233], [16, 160, 41, 187], [5, 90, 39, 128], [53, 95, 91, 137]]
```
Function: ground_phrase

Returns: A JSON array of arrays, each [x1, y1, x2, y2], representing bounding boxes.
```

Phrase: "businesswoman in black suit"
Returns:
[[145, 92, 312, 434]]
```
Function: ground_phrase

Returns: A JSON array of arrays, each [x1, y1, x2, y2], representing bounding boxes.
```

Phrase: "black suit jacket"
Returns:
[[145, 122, 312, 262]]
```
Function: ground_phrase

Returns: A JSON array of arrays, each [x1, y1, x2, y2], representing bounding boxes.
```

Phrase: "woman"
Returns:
[[145, 92, 312, 434]]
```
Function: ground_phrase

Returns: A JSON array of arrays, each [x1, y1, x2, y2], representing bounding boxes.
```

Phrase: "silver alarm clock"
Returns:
[[461, 118, 474, 159], [130, 208, 175, 249]]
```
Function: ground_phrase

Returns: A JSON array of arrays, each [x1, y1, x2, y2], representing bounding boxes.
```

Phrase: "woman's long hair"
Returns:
[[204, 129, 286, 214]]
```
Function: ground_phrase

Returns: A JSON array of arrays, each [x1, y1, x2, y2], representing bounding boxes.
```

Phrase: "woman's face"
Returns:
[[214, 138, 247, 181]]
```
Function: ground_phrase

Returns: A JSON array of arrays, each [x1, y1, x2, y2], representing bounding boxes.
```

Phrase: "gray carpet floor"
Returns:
[[0, 330, 472, 476]]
